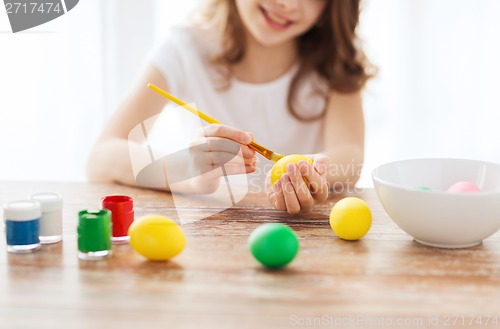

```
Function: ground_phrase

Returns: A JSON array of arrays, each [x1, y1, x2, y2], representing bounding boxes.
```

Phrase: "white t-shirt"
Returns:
[[149, 25, 326, 184]]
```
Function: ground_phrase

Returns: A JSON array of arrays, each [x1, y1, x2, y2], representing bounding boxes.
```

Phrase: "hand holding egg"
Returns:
[[267, 154, 329, 214]]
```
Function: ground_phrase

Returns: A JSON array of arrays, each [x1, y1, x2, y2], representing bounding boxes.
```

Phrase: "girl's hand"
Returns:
[[187, 124, 257, 193], [266, 154, 329, 214]]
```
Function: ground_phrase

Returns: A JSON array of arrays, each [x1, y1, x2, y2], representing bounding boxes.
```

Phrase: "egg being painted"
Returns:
[[270, 154, 313, 186]]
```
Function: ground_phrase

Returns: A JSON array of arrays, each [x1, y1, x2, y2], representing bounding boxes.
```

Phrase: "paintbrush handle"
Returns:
[[147, 83, 284, 162], [148, 83, 221, 124]]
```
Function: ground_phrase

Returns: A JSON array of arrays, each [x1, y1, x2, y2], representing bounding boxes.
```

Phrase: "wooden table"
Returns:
[[1, 181, 500, 329]]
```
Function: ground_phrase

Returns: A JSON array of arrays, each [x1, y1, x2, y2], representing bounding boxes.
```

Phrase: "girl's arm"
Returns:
[[320, 90, 365, 189], [87, 65, 256, 191], [86, 65, 169, 186]]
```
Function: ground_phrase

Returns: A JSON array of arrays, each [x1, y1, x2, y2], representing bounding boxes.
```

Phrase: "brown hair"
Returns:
[[195, 0, 375, 121]]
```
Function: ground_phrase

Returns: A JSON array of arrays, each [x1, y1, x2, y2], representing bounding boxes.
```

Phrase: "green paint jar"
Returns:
[[77, 209, 112, 260]]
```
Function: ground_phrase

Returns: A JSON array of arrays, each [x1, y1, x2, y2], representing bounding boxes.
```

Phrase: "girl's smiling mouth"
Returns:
[[259, 5, 294, 31]]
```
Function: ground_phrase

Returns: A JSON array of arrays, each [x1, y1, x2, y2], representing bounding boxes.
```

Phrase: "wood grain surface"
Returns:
[[1, 181, 500, 329]]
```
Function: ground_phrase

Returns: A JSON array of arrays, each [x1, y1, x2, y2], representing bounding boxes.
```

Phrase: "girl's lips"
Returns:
[[259, 6, 293, 31]]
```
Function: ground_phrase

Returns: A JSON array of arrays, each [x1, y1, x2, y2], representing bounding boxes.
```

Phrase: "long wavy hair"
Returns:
[[194, 0, 375, 121]]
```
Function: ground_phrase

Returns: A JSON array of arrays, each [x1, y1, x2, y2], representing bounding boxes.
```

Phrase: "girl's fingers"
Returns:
[[205, 151, 234, 168], [312, 155, 329, 175], [280, 174, 301, 214], [192, 137, 257, 167], [192, 152, 256, 175], [212, 153, 257, 174], [205, 137, 256, 158], [203, 124, 253, 145], [187, 126, 259, 186], [198, 162, 255, 177], [210, 152, 256, 167], [265, 171, 273, 196], [218, 162, 256, 175], [272, 180, 287, 211], [286, 163, 314, 211], [241, 145, 256, 159], [298, 160, 328, 202]]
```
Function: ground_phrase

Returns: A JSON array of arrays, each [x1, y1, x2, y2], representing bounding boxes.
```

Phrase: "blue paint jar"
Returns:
[[3, 200, 41, 253]]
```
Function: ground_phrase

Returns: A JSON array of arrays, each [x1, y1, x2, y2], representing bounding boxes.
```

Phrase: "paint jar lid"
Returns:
[[79, 209, 109, 220], [101, 195, 133, 212], [30, 192, 63, 212], [3, 200, 41, 221]]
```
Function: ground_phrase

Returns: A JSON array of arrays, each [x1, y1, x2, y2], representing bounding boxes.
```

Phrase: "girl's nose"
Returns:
[[275, 0, 299, 12]]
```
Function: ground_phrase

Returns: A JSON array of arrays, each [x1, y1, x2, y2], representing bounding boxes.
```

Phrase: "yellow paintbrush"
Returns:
[[148, 83, 285, 162]]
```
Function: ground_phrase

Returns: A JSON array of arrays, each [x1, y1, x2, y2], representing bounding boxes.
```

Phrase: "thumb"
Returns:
[[312, 155, 329, 175]]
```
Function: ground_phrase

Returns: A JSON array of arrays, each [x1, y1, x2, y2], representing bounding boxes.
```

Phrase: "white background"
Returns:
[[1, 0, 499, 187]]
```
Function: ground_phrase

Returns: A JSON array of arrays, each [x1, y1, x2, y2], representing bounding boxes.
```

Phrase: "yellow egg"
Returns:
[[270, 154, 313, 186], [329, 197, 372, 240], [128, 215, 186, 261]]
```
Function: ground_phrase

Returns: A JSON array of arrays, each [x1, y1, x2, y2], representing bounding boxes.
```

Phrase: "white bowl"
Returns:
[[372, 158, 500, 248]]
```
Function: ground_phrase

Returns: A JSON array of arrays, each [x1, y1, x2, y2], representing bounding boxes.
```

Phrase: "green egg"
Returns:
[[248, 223, 299, 269], [416, 186, 432, 192]]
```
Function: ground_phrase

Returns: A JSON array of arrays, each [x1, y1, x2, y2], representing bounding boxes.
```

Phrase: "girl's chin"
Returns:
[[252, 31, 295, 48], [256, 38, 287, 47]]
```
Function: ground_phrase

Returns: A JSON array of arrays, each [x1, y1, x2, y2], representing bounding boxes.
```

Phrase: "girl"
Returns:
[[87, 0, 374, 214]]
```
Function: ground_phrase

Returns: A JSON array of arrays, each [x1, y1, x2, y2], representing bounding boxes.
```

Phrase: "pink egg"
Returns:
[[447, 181, 481, 193]]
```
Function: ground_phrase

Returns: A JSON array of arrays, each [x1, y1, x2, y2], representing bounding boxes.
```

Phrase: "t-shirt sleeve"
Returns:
[[147, 28, 187, 96]]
